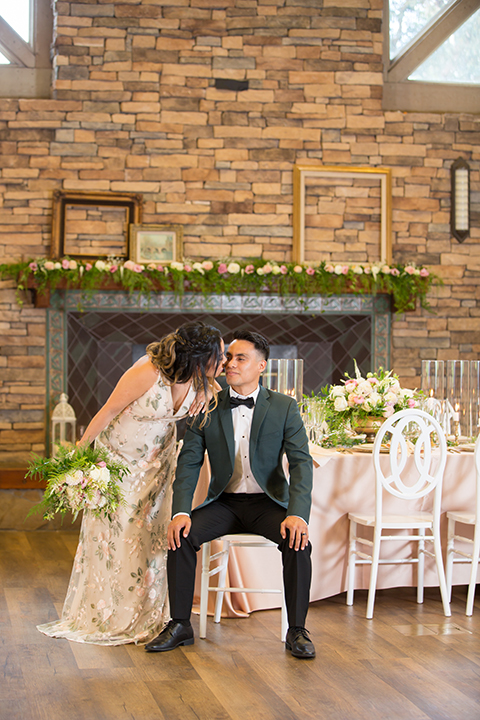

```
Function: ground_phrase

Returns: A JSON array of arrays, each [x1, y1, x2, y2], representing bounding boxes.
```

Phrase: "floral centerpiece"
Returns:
[[317, 362, 423, 445], [26, 445, 128, 522], [0, 256, 437, 313]]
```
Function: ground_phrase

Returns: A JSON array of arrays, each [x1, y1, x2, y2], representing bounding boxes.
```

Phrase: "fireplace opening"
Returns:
[[67, 310, 372, 434]]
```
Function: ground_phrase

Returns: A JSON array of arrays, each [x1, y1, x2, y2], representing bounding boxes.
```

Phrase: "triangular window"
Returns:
[[389, 0, 452, 59], [384, 0, 480, 112], [409, 8, 480, 84]]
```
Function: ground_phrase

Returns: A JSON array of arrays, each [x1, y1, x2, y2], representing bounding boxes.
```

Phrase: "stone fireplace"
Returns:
[[46, 289, 391, 449]]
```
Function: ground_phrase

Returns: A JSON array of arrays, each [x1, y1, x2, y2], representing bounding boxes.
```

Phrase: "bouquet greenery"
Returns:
[[26, 444, 128, 522], [318, 361, 423, 441]]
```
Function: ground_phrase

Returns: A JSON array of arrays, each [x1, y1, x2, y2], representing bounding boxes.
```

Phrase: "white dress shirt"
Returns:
[[224, 386, 263, 494]]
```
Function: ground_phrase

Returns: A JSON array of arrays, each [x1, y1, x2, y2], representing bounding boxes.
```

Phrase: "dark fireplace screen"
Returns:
[[67, 310, 372, 437]]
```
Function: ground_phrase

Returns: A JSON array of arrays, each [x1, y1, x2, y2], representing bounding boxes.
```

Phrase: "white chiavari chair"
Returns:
[[199, 534, 288, 641], [346, 409, 451, 619], [446, 434, 480, 615]]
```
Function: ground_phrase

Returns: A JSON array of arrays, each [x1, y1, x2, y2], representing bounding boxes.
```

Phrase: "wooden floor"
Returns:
[[1, 531, 479, 720]]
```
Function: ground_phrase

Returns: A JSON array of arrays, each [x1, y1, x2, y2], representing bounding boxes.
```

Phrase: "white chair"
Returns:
[[346, 408, 451, 619], [199, 534, 288, 641], [446, 434, 480, 615]]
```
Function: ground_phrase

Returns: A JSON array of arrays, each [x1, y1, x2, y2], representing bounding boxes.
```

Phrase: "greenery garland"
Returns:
[[0, 256, 438, 313]]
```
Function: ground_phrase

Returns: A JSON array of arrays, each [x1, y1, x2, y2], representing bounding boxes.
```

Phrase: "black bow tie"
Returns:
[[230, 396, 255, 409]]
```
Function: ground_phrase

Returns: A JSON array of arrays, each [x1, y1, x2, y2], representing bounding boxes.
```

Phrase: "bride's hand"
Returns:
[[187, 379, 221, 416]]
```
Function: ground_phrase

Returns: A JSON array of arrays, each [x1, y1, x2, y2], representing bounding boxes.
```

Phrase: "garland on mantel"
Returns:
[[0, 257, 437, 313]]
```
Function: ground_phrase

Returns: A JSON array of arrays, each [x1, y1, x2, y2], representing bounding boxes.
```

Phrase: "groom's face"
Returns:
[[224, 339, 267, 395]]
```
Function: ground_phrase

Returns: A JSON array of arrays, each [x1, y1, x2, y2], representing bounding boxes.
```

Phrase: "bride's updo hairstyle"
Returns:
[[146, 321, 223, 420]]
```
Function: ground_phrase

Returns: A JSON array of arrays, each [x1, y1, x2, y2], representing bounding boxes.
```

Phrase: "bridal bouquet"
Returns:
[[319, 361, 422, 438], [26, 445, 128, 522]]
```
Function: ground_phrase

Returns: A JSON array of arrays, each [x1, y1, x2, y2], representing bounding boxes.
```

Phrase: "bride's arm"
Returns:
[[79, 357, 159, 445]]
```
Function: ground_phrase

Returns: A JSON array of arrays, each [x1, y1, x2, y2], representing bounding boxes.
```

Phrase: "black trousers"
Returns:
[[167, 492, 312, 628]]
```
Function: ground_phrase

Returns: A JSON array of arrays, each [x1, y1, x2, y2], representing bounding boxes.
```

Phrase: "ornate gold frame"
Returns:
[[292, 164, 392, 265]]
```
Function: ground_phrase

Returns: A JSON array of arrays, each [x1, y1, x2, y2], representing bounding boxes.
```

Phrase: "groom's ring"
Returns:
[[301, 532, 307, 535]]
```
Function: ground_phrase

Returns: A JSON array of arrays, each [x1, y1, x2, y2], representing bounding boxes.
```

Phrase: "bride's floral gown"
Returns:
[[37, 374, 195, 645]]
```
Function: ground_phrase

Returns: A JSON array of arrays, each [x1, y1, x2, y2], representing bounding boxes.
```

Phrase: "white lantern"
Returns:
[[51, 393, 76, 456]]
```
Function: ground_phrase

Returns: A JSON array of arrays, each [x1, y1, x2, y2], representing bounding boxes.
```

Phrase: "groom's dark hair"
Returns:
[[232, 329, 270, 361]]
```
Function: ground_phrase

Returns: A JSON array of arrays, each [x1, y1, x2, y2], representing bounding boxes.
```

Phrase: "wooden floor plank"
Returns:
[[1, 530, 479, 720]]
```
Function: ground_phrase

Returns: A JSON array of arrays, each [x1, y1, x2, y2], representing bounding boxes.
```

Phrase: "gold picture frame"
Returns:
[[51, 190, 142, 259], [292, 164, 392, 265], [129, 224, 183, 265]]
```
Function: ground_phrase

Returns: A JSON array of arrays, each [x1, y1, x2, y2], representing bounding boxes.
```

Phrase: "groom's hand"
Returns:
[[168, 515, 192, 550], [280, 516, 309, 551]]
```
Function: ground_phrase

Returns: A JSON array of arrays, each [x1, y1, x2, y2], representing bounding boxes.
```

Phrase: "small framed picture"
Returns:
[[129, 224, 183, 265]]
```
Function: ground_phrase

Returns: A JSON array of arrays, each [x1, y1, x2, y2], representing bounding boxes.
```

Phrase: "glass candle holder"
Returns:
[[263, 359, 304, 404], [470, 360, 480, 439], [421, 360, 444, 424], [445, 360, 470, 439]]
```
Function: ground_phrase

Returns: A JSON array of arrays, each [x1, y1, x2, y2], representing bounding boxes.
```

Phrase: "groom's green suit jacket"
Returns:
[[172, 385, 313, 523]]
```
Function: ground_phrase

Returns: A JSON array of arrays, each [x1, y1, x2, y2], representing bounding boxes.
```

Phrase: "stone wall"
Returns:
[[1, 0, 480, 467]]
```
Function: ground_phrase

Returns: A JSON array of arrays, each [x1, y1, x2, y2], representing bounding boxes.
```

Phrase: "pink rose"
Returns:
[[245, 264, 255, 274], [408, 398, 416, 408], [134, 264, 143, 273], [342, 265, 349, 275], [390, 268, 400, 276], [156, 265, 164, 272], [218, 263, 228, 274], [62, 259, 70, 269], [325, 264, 334, 273], [124, 260, 136, 271], [184, 264, 192, 272], [85, 263, 92, 271], [97, 461, 106, 467], [202, 260, 214, 271], [293, 265, 303, 274], [306, 267, 315, 275], [29, 262, 38, 271], [420, 268, 429, 277], [44, 261, 55, 271], [383, 405, 395, 418], [280, 265, 287, 274], [405, 265, 415, 275], [109, 265, 118, 273]]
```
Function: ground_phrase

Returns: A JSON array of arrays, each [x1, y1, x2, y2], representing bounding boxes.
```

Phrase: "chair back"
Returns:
[[474, 434, 480, 521], [372, 409, 447, 521]]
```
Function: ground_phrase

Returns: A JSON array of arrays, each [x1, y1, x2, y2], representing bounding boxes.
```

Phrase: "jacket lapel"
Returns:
[[250, 385, 270, 456], [218, 389, 235, 469]]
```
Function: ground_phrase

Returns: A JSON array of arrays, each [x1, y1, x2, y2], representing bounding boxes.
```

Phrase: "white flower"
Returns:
[[271, 265, 281, 275], [88, 465, 110, 487], [334, 395, 348, 412], [334, 265, 343, 275], [256, 267, 264, 275], [227, 262, 241, 274], [95, 260, 106, 271], [362, 393, 381, 411], [170, 261, 184, 271], [64, 470, 83, 486], [54, 262, 61, 270], [352, 265, 363, 275], [356, 380, 373, 397], [384, 391, 398, 405], [192, 262, 204, 274], [330, 385, 346, 398]]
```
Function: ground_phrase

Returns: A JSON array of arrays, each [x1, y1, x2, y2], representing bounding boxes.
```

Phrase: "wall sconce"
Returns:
[[451, 157, 470, 243]]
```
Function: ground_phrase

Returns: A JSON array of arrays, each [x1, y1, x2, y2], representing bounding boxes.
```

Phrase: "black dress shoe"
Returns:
[[285, 627, 316, 659], [145, 620, 194, 652]]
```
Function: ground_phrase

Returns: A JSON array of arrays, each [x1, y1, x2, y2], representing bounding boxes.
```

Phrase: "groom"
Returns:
[[145, 329, 315, 658]]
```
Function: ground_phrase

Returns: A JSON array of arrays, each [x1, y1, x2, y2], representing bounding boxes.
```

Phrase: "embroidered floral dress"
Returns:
[[37, 374, 195, 645]]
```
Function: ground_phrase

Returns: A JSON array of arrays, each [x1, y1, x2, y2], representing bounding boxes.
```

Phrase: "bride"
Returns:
[[37, 321, 225, 645]]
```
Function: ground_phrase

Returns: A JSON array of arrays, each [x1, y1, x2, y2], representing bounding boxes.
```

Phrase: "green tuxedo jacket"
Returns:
[[172, 386, 313, 523]]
